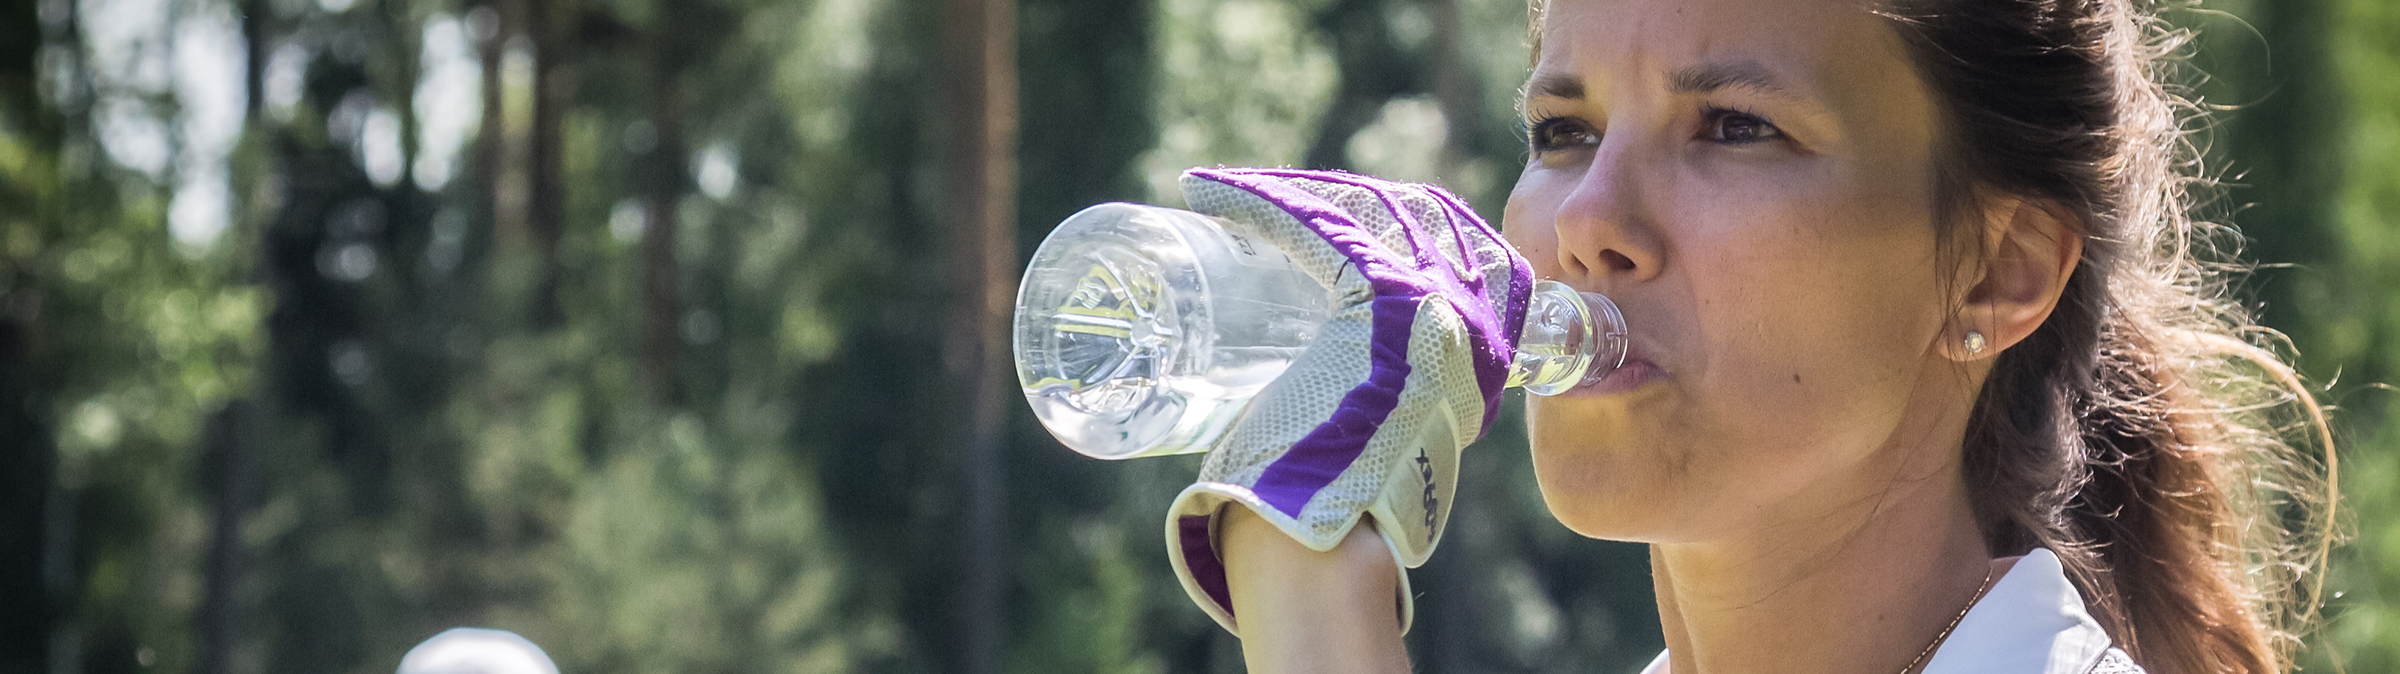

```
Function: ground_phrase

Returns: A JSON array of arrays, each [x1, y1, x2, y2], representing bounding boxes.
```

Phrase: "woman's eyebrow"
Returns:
[[1525, 73, 1586, 101], [1667, 60, 1805, 102]]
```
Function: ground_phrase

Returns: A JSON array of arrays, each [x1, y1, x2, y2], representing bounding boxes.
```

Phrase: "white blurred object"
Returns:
[[397, 628, 560, 674]]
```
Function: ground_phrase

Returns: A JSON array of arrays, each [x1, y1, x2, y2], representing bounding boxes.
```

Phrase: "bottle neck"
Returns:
[[1505, 281, 1628, 396]]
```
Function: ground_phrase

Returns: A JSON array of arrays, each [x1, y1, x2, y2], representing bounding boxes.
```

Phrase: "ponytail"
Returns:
[[1879, 0, 2338, 670]]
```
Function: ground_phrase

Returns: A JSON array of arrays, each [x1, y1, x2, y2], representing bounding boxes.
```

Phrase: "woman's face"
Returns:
[[1506, 0, 1973, 543]]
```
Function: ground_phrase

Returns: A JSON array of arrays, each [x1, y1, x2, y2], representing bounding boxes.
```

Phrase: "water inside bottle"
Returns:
[[1024, 244, 1172, 416], [1015, 204, 1326, 459]]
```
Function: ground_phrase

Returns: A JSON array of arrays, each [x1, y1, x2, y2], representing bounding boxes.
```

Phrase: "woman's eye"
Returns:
[[1528, 117, 1599, 154], [1705, 109, 1782, 145]]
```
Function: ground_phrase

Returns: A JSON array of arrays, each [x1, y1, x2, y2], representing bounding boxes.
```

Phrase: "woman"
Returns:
[[1184, 0, 2336, 672]]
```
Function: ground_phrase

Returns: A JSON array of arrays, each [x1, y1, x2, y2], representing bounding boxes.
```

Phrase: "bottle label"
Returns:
[[1220, 229, 1299, 271]]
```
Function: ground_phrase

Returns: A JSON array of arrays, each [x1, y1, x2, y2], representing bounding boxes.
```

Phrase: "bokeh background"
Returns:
[[0, 0, 2394, 671]]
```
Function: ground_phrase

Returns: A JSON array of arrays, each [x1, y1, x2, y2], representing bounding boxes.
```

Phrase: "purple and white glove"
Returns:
[[1165, 168, 1534, 635]]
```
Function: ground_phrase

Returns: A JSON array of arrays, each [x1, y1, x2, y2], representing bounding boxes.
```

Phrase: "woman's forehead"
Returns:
[[1530, 0, 1920, 107]]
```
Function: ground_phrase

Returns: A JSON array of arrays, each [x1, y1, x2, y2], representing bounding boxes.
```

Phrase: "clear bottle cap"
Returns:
[[1506, 281, 1630, 396]]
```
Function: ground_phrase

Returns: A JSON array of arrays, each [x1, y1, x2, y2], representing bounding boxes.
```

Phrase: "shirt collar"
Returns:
[[1634, 548, 2114, 674], [1922, 548, 2113, 674]]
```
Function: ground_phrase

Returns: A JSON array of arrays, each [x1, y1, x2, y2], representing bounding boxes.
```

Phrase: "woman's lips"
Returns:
[[1562, 342, 1664, 397]]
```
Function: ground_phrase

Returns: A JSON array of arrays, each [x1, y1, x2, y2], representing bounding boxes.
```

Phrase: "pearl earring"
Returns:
[[1963, 330, 1987, 356]]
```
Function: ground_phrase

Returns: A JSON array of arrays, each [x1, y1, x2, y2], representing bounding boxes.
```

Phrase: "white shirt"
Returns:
[[1635, 548, 2142, 674]]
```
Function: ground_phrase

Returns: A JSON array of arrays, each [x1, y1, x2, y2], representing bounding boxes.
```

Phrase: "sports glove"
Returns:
[[1164, 168, 1534, 635]]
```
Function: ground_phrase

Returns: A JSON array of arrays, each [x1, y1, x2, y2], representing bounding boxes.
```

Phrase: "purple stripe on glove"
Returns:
[[1178, 515, 1234, 617], [1250, 294, 1421, 517]]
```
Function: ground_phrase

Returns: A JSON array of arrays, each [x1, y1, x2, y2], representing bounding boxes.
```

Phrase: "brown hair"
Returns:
[[1526, 1, 2338, 672]]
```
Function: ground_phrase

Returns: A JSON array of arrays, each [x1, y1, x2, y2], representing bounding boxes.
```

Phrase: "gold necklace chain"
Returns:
[[1899, 565, 1997, 674]]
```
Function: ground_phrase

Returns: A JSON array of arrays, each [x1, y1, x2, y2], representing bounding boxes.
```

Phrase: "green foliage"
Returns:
[[0, 10, 262, 666], [2307, 0, 2400, 668]]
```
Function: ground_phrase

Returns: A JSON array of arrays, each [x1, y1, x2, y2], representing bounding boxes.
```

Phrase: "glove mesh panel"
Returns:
[[1184, 184, 1363, 300]]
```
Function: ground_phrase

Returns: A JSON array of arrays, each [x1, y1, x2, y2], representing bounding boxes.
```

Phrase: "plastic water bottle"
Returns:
[[1013, 203, 1628, 460]]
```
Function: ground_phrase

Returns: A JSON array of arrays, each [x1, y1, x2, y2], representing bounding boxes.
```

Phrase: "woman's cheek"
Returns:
[[1671, 217, 1916, 453]]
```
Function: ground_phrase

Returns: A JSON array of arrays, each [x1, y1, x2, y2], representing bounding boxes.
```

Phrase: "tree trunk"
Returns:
[[197, 402, 255, 674], [0, 292, 53, 674], [386, 0, 422, 191], [1302, 0, 1419, 171], [241, 0, 266, 119], [0, 0, 55, 668], [941, 0, 1017, 669], [639, 6, 686, 406], [527, 0, 574, 328]]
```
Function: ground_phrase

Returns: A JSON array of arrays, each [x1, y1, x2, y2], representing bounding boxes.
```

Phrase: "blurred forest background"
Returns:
[[0, 0, 2395, 671]]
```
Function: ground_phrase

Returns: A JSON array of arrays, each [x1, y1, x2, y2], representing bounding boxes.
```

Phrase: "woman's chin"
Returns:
[[1526, 398, 1698, 541], [1543, 500, 1670, 542], [1532, 456, 1669, 541]]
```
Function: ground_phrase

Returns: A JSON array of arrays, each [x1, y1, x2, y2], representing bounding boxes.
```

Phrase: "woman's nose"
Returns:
[[1552, 142, 1664, 290]]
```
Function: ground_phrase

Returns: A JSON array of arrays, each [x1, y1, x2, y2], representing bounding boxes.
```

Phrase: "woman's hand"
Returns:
[[1222, 507, 1413, 674]]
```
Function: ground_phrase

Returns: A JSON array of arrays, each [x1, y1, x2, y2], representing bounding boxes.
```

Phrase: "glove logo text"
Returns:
[[1416, 447, 1439, 537]]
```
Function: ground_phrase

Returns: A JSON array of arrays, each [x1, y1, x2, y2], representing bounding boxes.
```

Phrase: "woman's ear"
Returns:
[[1944, 197, 2082, 361]]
